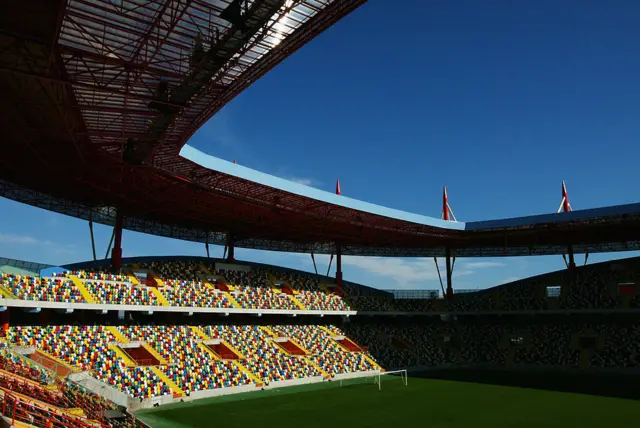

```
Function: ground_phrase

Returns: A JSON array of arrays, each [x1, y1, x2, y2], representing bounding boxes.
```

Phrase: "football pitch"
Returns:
[[135, 376, 640, 428]]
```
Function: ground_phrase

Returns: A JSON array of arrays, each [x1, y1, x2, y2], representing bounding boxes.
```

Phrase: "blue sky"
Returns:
[[1, 0, 640, 291]]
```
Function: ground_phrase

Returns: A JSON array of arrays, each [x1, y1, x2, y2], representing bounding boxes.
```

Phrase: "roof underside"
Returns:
[[1, 0, 640, 257]]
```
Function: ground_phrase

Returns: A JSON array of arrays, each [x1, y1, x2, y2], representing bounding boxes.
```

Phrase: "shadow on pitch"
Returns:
[[411, 368, 640, 400]]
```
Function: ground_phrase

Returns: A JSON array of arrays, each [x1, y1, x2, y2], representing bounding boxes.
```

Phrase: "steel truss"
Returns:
[[2, 1, 640, 260], [2, 179, 640, 257]]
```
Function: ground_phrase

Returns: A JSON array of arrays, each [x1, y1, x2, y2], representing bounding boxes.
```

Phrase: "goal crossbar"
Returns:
[[376, 369, 408, 390]]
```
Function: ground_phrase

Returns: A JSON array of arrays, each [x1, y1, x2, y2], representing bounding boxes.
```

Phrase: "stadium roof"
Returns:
[[1, 0, 640, 258]]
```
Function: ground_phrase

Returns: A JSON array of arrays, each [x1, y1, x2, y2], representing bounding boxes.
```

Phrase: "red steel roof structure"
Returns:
[[1, 0, 640, 259]]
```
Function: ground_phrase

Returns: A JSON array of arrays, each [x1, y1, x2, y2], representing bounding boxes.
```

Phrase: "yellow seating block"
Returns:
[[149, 287, 170, 306], [199, 262, 214, 276], [0, 286, 17, 299], [68, 275, 95, 303], [197, 342, 220, 360], [223, 291, 241, 308], [108, 345, 136, 367], [141, 343, 167, 365], [231, 360, 263, 386], [123, 268, 140, 285], [149, 366, 185, 397], [361, 352, 385, 372], [319, 326, 337, 337], [148, 271, 166, 287], [190, 326, 210, 340], [303, 356, 331, 378], [289, 294, 307, 310], [222, 341, 245, 359], [259, 326, 276, 337], [107, 326, 130, 344]]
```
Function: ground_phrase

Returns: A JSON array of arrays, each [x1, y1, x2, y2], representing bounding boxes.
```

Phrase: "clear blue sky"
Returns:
[[1, 0, 639, 291]]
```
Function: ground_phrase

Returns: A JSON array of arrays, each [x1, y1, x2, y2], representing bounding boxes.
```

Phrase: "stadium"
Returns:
[[1, 0, 640, 427]]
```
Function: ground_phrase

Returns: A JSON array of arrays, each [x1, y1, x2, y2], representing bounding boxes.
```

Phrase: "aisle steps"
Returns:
[[68, 276, 95, 304], [149, 367, 185, 397], [107, 327, 130, 344]]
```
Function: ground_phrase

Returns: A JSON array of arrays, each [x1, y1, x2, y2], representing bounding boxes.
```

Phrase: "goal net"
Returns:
[[337, 370, 408, 390], [375, 370, 408, 390]]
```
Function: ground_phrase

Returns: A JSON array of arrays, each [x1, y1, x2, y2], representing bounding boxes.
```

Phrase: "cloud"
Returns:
[[287, 176, 319, 187], [0, 234, 39, 245], [341, 257, 439, 284], [461, 261, 505, 269], [294, 254, 507, 290], [0, 234, 77, 257]]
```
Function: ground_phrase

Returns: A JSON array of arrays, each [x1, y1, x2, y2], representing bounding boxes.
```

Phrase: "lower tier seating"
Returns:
[[0, 345, 141, 428], [5, 324, 381, 399], [6, 325, 172, 398]]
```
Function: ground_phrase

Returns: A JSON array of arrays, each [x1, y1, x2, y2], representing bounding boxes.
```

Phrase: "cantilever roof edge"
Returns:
[[466, 202, 640, 230], [181, 145, 465, 230], [181, 145, 640, 232]]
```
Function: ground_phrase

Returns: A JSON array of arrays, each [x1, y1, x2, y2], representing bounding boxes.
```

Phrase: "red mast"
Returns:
[[439, 186, 456, 298], [335, 178, 342, 290], [558, 180, 576, 270], [442, 186, 450, 221], [561, 180, 571, 213]]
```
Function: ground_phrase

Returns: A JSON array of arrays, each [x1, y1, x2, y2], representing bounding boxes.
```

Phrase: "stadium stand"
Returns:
[[0, 342, 143, 427], [84, 280, 159, 306], [1, 323, 380, 402], [1, 256, 640, 317], [220, 269, 300, 311], [2, 274, 85, 303]]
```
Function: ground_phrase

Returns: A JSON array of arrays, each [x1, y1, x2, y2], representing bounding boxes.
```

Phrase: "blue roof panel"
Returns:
[[181, 145, 640, 233], [466, 203, 640, 230], [181, 145, 466, 230]]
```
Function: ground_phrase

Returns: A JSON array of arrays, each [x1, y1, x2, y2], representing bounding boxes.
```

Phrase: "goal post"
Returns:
[[376, 369, 408, 390], [336, 370, 408, 390]]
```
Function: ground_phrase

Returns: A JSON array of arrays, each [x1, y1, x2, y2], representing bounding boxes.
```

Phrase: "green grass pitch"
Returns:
[[135, 377, 640, 428]]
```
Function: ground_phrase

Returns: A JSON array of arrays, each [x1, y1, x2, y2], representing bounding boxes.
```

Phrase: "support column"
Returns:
[[227, 234, 235, 261], [567, 245, 576, 270], [445, 248, 453, 298], [311, 253, 318, 275], [560, 181, 576, 271], [441, 186, 455, 298], [111, 210, 124, 270], [335, 244, 343, 289], [88, 213, 97, 261]]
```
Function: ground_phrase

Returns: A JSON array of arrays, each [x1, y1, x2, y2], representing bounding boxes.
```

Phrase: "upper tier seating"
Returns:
[[68, 270, 132, 283], [3, 256, 639, 313], [221, 270, 299, 310], [2, 274, 85, 303], [559, 269, 619, 310], [85, 280, 159, 306], [137, 260, 206, 282], [160, 282, 232, 308], [270, 271, 351, 311]]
